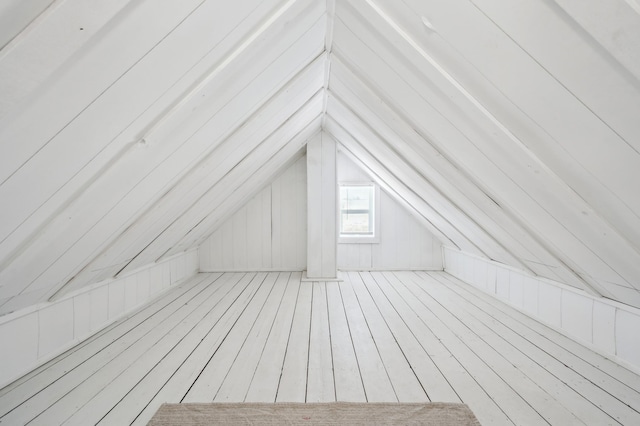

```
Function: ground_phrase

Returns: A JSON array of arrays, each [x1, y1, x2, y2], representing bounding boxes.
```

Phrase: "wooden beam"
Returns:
[[306, 132, 338, 279]]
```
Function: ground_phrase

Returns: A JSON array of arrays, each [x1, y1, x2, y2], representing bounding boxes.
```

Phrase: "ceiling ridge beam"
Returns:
[[321, 0, 336, 129]]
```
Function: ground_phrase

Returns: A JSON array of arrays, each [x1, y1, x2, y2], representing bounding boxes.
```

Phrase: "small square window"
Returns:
[[339, 183, 379, 243]]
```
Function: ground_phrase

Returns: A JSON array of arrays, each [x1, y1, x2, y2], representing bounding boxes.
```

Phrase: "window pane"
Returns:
[[341, 212, 372, 234], [339, 184, 374, 236], [340, 186, 372, 211]]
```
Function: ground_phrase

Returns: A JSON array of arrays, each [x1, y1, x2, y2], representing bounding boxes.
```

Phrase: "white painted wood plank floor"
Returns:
[[1, 271, 639, 425]]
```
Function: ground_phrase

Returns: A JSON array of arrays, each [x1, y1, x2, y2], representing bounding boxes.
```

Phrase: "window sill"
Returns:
[[338, 235, 380, 244]]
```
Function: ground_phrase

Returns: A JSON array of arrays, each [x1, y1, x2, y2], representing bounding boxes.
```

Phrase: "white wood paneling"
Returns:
[[616, 310, 640, 368], [561, 291, 594, 344], [38, 299, 74, 359], [444, 247, 640, 372], [538, 282, 562, 328], [199, 156, 307, 272], [0, 313, 38, 388], [0, 250, 198, 388], [337, 150, 443, 270], [593, 302, 617, 355], [0, 0, 325, 313]]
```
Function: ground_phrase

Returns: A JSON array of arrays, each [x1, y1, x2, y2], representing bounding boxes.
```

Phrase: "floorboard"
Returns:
[[1, 271, 639, 426]]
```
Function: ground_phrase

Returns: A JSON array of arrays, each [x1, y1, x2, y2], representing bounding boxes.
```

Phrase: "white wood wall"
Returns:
[[444, 247, 640, 373], [337, 150, 443, 271], [0, 249, 199, 388], [199, 156, 307, 272]]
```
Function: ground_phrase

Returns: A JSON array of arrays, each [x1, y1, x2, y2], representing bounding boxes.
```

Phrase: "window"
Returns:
[[339, 183, 379, 243]]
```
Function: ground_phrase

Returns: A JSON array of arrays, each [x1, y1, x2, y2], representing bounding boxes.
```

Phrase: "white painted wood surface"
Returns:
[[336, 150, 442, 270], [0, 0, 133, 121], [325, 0, 640, 304], [0, 0, 639, 324], [445, 247, 640, 372], [199, 157, 307, 272], [0, 0, 326, 314], [306, 132, 337, 279], [2, 271, 638, 425], [0, 249, 198, 388]]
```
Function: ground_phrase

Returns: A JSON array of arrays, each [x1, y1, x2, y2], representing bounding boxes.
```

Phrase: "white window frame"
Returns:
[[337, 182, 381, 244]]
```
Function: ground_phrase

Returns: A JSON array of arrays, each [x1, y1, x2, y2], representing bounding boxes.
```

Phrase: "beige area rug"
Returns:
[[147, 402, 481, 425]]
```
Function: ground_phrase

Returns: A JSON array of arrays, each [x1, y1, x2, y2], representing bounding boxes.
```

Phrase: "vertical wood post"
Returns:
[[306, 132, 337, 279]]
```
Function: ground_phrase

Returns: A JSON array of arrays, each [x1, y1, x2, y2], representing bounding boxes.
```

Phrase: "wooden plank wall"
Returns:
[[0, 249, 199, 388], [444, 247, 640, 373], [337, 150, 443, 270], [199, 156, 307, 272]]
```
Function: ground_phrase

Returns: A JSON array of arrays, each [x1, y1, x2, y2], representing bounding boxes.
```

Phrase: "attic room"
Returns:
[[1, 0, 639, 424]]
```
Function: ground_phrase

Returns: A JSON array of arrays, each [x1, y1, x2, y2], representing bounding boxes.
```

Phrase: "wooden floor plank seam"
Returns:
[[27, 274, 244, 425], [334, 280, 368, 402], [360, 271, 462, 404], [125, 273, 264, 424], [0, 273, 216, 408], [272, 273, 309, 403], [180, 272, 273, 402], [95, 273, 257, 424], [1, 274, 228, 425], [375, 271, 523, 425], [245, 272, 301, 402], [436, 272, 640, 392], [397, 271, 610, 425], [420, 271, 638, 424], [365, 271, 506, 420], [393, 271, 574, 425], [433, 271, 640, 410]]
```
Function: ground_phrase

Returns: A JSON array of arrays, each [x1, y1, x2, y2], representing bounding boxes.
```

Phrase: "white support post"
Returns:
[[306, 132, 338, 280]]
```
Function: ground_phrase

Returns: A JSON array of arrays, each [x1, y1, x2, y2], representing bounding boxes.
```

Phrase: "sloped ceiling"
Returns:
[[1, 0, 639, 314]]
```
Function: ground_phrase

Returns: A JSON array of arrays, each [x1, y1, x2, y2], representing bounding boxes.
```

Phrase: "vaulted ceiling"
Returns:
[[1, 0, 639, 314]]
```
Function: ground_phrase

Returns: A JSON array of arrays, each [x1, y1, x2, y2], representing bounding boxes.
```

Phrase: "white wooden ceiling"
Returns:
[[1, 0, 639, 314]]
